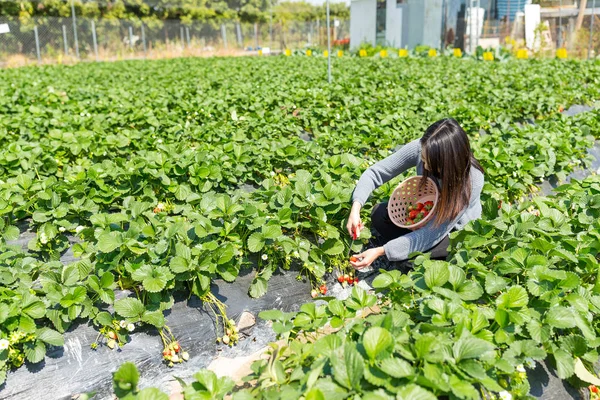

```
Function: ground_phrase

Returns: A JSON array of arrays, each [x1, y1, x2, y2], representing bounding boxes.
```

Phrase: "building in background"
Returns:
[[349, 0, 539, 50]]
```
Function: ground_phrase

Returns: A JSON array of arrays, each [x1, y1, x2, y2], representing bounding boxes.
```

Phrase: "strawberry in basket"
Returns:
[[406, 201, 433, 226]]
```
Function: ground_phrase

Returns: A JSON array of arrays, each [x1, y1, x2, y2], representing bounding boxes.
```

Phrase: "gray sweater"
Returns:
[[352, 138, 485, 261]]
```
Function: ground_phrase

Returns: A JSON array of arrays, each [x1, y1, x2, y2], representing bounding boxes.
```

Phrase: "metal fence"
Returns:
[[0, 17, 350, 66]]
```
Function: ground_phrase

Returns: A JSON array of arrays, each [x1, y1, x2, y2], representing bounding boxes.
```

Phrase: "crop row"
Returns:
[[0, 57, 598, 388]]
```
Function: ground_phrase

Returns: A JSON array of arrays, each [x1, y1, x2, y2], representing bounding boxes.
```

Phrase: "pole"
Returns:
[[506, 0, 511, 38], [590, 0, 597, 59], [62, 25, 69, 55], [34, 25, 41, 63], [186, 26, 191, 47], [141, 23, 147, 58], [128, 26, 134, 50], [269, 0, 273, 49], [92, 20, 98, 60], [180, 26, 185, 49], [71, 0, 79, 59], [221, 24, 228, 49], [475, 0, 480, 51], [254, 23, 258, 49], [326, 0, 331, 84], [236, 22, 242, 46], [558, 0, 563, 48]]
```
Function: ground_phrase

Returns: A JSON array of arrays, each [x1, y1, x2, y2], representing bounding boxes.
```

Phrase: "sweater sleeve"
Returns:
[[351, 138, 421, 206]]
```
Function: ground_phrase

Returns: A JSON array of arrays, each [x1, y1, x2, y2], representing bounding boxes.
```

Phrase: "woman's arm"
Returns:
[[351, 138, 421, 206]]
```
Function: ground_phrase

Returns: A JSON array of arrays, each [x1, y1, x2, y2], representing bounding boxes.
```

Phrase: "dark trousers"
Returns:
[[371, 202, 450, 261]]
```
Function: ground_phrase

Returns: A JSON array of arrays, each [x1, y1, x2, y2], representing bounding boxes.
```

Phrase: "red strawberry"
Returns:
[[408, 210, 418, 219], [350, 256, 358, 262], [346, 276, 353, 284], [172, 343, 180, 353], [416, 202, 424, 211], [423, 210, 429, 217], [319, 284, 327, 294], [337, 275, 345, 283], [353, 277, 359, 284]]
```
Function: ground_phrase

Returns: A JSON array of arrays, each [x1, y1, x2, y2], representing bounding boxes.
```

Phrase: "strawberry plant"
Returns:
[[0, 56, 598, 389]]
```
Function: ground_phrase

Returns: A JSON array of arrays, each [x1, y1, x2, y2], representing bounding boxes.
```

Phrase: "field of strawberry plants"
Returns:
[[0, 56, 599, 398]]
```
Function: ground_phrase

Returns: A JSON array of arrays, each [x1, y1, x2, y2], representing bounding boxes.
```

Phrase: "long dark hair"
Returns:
[[420, 118, 484, 226]]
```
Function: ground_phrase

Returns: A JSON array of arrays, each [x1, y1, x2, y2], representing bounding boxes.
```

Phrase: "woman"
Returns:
[[347, 118, 485, 269]]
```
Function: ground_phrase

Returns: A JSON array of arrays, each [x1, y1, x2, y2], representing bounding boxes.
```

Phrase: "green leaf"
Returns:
[[553, 349, 575, 379], [496, 285, 528, 309], [141, 311, 165, 328], [113, 362, 140, 398], [262, 225, 282, 240], [378, 357, 414, 378], [23, 301, 46, 319], [97, 232, 123, 253], [24, 340, 46, 363], [249, 277, 268, 298], [321, 239, 344, 255], [545, 306, 576, 329], [363, 327, 393, 361], [453, 336, 495, 362], [424, 261, 450, 289], [137, 388, 169, 400], [332, 344, 364, 390], [247, 232, 265, 253], [396, 384, 437, 400], [114, 298, 146, 319], [37, 327, 64, 347]]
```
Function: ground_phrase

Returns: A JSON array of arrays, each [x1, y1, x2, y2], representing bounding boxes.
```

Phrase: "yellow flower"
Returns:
[[380, 49, 388, 58], [505, 36, 512, 44], [483, 51, 494, 61], [284, 49, 291, 56], [323, 50, 328, 57], [306, 49, 312, 56], [428, 48, 437, 57], [337, 50, 343, 57], [398, 48, 408, 58], [516, 49, 528, 59], [453, 48, 462, 58], [258, 49, 263, 56], [359, 49, 367, 57], [556, 48, 567, 59]]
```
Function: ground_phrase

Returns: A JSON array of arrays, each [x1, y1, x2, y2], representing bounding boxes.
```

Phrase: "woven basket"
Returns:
[[388, 176, 439, 230]]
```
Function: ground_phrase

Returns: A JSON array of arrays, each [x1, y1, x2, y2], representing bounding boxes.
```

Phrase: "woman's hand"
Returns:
[[347, 201, 364, 238], [350, 247, 386, 270]]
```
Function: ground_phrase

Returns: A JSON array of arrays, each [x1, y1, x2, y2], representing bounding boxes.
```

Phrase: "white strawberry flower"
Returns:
[[127, 324, 135, 332], [119, 320, 127, 329], [524, 357, 536, 368], [40, 232, 48, 244], [292, 251, 299, 258], [270, 171, 276, 176], [0, 339, 9, 350], [261, 254, 268, 261], [75, 225, 85, 234], [499, 391, 512, 400], [58, 227, 66, 232], [516, 364, 526, 373], [157, 139, 163, 144], [156, 203, 165, 210]]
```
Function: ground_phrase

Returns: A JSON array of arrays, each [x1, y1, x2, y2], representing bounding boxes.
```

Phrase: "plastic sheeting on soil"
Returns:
[[1, 104, 598, 400]]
